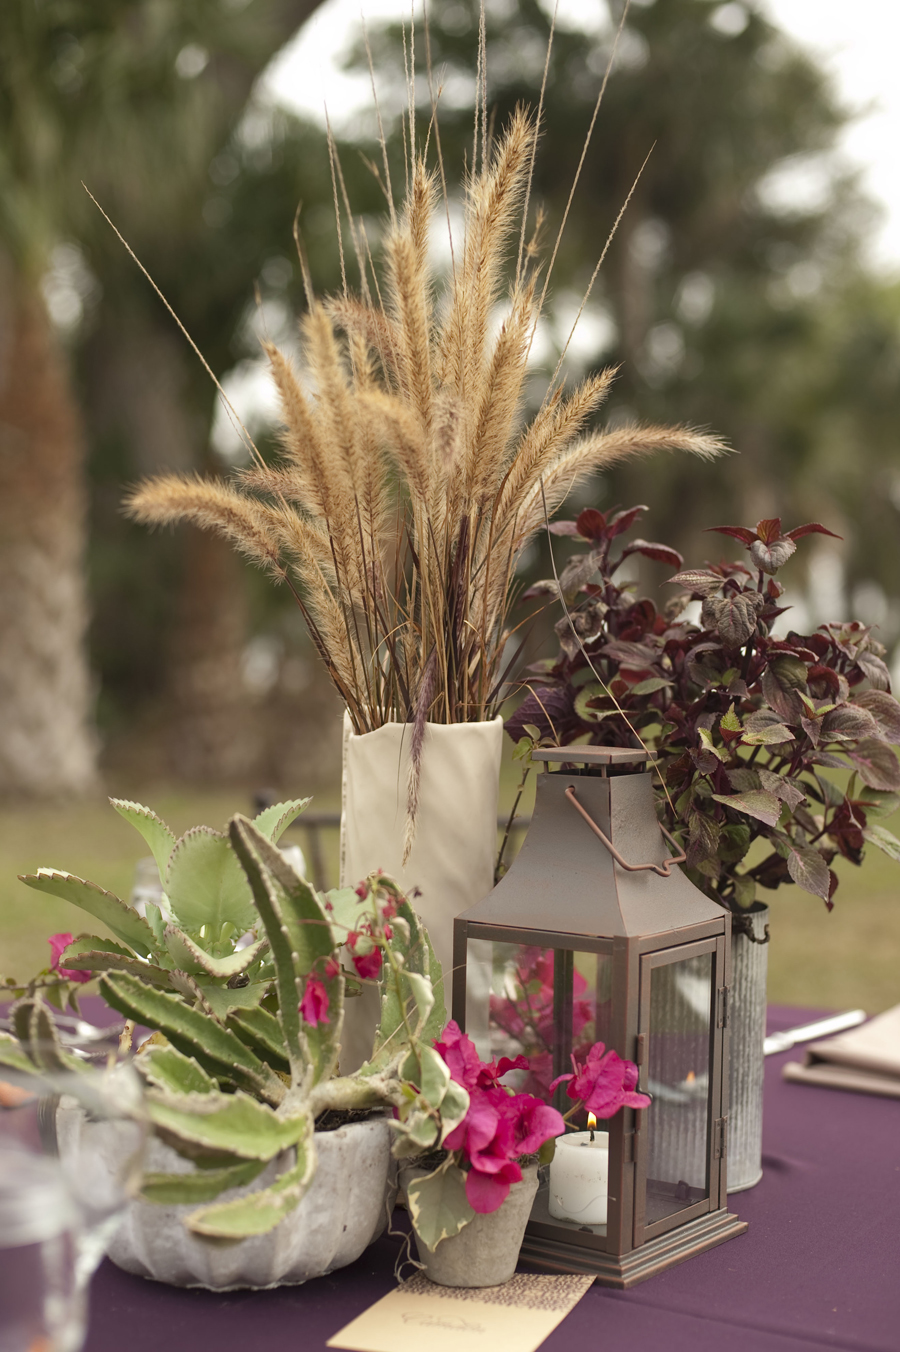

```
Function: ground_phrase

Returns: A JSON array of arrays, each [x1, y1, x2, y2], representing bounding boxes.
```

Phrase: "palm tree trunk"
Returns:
[[0, 258, 98, 796]]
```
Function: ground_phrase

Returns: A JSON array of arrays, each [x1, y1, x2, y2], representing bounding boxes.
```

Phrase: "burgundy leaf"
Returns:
[[847, 739, 900, 791], [667, 569, 724, 597], [755, 517, 783, 544], [521, 579, 559, 600], [701, 593, 762, 646], [749, 536, 796, 574], [620, 540, 684, 568], [575, 508, 607, 540], [856, 651, 891, 691], [606, 505, 648, 538], [504, 686, 574, 744], [786, 844, 831, 902], [705, 525, 757, 545], [786, 522, 842, 542], [711, 790, 783, 828], [854, 690, 900, 745]]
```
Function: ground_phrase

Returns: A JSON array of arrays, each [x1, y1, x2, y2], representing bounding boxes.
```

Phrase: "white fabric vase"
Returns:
[[339, 712, 503, 1069]]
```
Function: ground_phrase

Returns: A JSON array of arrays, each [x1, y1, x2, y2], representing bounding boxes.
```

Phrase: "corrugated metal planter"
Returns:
[[726, 905, 769, 1194]]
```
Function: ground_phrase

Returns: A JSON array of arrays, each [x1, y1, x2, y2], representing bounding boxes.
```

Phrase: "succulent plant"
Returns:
[[0, 802, 448, 1240]]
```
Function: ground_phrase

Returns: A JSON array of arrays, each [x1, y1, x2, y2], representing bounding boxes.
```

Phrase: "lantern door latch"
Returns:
[[716, 985, 730, 1029], [714, 1117, 728, 1160]]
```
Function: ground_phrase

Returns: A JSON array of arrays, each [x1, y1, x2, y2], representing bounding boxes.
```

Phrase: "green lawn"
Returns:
[[2, 752, 898, 1014]]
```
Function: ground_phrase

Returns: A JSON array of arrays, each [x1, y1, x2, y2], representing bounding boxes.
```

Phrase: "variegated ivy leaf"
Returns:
[[406, 1161, 474, 1252]]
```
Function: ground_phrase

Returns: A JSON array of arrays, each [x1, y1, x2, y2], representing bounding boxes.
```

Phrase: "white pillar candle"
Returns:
[[548, 1130, 609, 1225]]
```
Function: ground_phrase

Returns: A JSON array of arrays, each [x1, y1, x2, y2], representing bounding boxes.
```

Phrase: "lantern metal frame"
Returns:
[[452, 746, 747, 1287]]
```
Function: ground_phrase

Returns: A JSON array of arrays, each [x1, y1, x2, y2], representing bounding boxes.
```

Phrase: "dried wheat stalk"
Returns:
[[126, 8, 727, 855]]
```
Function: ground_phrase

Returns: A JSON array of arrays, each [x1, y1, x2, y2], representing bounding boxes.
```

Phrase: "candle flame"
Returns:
[[686, 1071, 696, 1085], [587, 1112, 597, 1130]]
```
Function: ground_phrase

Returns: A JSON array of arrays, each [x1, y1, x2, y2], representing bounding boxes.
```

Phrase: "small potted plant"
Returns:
[[506, 505, 900, 1189], [392, 1020, 648, 1287], [1, 799, 447, 1289]]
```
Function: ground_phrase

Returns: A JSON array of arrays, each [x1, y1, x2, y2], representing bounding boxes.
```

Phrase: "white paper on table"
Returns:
[[326, 1272, 595, 1352]]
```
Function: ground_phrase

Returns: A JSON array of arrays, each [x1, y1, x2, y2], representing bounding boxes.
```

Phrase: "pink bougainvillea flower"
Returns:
[[299, 974, 330, 1027], [434, 1020, 484, 1091], [324, 956, 340, 980], [47, 933, 92, 984], [465, 1159, 522, 1213], [435, 1024, 565, 1216], [355, 881, 369, 900], [550, 1041, 651, 1117]]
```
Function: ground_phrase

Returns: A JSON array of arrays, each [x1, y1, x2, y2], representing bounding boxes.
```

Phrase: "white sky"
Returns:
[[263, 0, 900, 274]]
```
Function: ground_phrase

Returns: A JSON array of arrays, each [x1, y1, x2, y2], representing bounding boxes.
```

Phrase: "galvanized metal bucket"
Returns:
[[727, 905, 769, 1193]]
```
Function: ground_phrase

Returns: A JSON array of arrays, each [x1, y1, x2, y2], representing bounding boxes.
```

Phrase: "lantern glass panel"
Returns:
[[644, 951, 713, 1225], [465, 940, 613, 1106]]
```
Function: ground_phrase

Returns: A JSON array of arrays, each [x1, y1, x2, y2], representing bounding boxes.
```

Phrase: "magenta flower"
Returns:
[[347, 931, 383, 981], [47, 933, 91, 984], [299, 974, 330, 1027], [550, 1041, 651, 1117], [435, 1022, 564, 1214]]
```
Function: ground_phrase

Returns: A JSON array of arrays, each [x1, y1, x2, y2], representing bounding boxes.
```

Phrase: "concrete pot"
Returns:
[[103, 1115, 396, 1290], [409, 1165, 539, 1288]]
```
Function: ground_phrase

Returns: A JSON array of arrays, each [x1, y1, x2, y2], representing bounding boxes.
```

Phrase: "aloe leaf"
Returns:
[[0, 1031, 36, 1075], [186, 1124, 316, 1238], [99, 973, 284, 1105], [406, 1162, 474, 1252], [323, 886, 362, 937], [197, 982, 271, 1021], [227, 1007, 290, 1071], [110, 799, 176, 879], [165, 828, 256, 937], [229, 815, 339, 1082], [252, 798, 312, 845], [137, 1043, 217, 1095], [144, 902, 168, 949], [18, 871, 157, 958], [163, 927, 268, 979], [58, 938, 173, 989], [12, 997, 84, 1074], [146, 1088, 308, 1161], [140, 1158, 266, 1205]]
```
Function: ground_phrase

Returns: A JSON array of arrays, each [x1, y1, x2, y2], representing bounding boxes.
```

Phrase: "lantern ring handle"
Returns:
[[564, 786, 687, 877]]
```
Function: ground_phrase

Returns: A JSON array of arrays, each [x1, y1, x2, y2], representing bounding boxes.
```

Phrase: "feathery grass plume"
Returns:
[[124, 10, 728, 846]]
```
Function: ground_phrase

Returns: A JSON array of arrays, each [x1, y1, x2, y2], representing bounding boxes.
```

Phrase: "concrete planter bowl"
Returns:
[[101, 1115, 396, 1290], [408, 1165, 539, 1288]]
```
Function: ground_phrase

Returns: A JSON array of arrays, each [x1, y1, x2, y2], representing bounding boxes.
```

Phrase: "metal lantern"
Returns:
[[452, 746, 747, 1287]]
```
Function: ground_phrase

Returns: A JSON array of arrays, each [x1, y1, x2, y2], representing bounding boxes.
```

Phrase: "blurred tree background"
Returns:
[[2, 0, 900, 803]]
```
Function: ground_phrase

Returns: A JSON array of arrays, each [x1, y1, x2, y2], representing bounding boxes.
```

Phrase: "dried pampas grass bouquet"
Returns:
[[125, 3, 725, 839]]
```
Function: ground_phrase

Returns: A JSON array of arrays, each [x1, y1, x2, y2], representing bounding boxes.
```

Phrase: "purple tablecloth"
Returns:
[[82, 1005, 900, 1352]]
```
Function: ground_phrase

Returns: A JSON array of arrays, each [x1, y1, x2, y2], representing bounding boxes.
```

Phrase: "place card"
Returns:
[[326, 1272, 595, 1352]]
